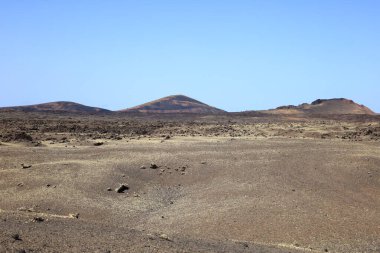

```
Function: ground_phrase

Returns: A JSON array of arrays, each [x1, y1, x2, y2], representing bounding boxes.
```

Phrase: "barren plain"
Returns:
[[1, 111, 380, 253]]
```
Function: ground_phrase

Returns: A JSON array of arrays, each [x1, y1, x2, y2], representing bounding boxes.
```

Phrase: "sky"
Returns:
[[0, 0, 379, 112]]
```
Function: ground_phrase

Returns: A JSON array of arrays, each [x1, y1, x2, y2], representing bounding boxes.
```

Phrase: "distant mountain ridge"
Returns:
[[119, 95, 225, 114], [0, 96, 376, 115], [270, 98, 375, 115], [0, 101, 110, 113]]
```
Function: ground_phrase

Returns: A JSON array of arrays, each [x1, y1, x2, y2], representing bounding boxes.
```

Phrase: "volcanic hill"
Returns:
[[268, 98, 375, 115], [120, 95, 225, 114], [0, 101, 110, 113]]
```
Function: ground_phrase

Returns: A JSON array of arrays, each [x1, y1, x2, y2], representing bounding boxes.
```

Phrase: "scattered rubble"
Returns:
[[3, 132, 33, 142]]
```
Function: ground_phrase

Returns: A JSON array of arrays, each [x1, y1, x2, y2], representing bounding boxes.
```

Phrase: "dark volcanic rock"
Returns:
[[32, 217, 45, 223], [21, 164, 32, 169], [11, 233, 21, 241], [115, 184, 129, 193], [150, 163, 158, 169]]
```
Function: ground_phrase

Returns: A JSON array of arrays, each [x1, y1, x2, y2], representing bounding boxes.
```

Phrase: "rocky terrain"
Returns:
[[0, 109, 380, 253], [0, 111, 379, 145]]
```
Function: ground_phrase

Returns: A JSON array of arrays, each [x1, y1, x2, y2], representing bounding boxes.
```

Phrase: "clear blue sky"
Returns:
[[1, 1, 379, 112]]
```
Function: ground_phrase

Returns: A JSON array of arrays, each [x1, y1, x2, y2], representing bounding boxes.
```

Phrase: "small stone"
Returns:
[[46, 184, 51, 187], [94, 142, 104, 146], [159, 233, 171, 241], [69, 213, 80, 219], [115, 184, 129, 193], [11, 233, 21, 240], [201, 161, 206, 164], [324, 249, 329, 252], [150, 163, 158, 169], [107, 188, 112, 191], [32, 217, 45, 223], [140, 166, 146, 169], [17, 183, 24, 187], [147, 234, 155, 240], [21, 164, 32, 169], [239, 242, 249, 248]]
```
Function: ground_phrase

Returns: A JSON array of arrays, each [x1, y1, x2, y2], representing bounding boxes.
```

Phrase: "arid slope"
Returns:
[[266, 98, 375, 115], [120, 95, 225, 114], [0, 101, 110, 113]]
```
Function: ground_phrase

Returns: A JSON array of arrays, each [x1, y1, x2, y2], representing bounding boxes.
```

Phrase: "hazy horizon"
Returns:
[[1, 1, 379, 112]]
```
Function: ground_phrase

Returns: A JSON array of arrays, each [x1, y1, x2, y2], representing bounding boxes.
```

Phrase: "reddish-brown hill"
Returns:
[[119, 95, 225, 114], [268, 98, 375, 115], [0, 101, 110, 113]]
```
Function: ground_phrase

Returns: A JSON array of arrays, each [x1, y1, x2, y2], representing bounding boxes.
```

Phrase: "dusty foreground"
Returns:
[[1, 135, 379, 253]]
